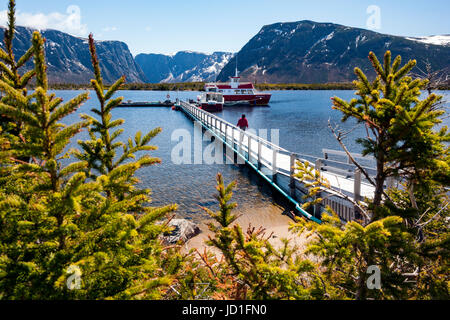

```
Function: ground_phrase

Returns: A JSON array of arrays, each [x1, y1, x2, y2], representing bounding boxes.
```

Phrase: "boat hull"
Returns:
[[223, 94, 271, 106], [199, 103, 223, 112]]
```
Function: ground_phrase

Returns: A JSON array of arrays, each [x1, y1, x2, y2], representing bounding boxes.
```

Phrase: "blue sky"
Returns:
[[1, 0, 449, 55]]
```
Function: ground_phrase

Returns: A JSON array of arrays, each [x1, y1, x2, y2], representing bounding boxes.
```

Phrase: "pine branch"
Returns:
[[17, 46, 34, 69], [88, 33, 103, 89], [32, 32, 47, 90], [49, 92, 89, 126]]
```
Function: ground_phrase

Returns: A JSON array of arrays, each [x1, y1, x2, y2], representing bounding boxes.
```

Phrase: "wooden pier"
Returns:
[[178, 101, 381, 223]]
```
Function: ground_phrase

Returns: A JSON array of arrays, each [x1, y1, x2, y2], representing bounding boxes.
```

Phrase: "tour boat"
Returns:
[[205, 69, 271, 106], [197, 92, 224, 112]]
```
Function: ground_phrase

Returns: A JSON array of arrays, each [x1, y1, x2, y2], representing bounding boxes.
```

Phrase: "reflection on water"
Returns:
[[57, 90, 449, 223]]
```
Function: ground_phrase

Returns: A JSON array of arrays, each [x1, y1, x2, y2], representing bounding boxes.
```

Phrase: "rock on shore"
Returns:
[[162, 219, 201, 245]]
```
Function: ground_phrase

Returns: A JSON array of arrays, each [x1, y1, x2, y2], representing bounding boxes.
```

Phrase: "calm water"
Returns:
[[58, 90, 449, 222]]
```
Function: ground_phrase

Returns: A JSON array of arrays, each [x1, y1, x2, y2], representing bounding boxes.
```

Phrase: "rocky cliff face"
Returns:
[[217, 21, 450, 83], [135, 51, 233, 83], [0, 26, 147, 84]]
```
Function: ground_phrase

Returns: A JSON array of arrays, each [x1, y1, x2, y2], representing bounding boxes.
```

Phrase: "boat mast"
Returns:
[[230, 55, 240, 89]]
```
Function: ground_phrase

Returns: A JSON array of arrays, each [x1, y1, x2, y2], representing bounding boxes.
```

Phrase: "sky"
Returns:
[[0, 0, 449, 56]]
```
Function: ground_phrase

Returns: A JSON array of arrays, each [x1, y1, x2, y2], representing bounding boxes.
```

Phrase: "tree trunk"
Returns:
[[356, 271, 367, 300], [372, 151, 386, 222]]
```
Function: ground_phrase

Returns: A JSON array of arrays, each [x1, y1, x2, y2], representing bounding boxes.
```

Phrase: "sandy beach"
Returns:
[[184, 203, 310, 253]]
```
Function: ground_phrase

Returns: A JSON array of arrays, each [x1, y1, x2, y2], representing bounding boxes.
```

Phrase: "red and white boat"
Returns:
[[196, 92, 224, 112], [205, 69, 271, 106]]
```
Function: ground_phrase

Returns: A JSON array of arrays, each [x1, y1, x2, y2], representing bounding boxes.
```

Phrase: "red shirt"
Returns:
[[237, 118, 249, 129]]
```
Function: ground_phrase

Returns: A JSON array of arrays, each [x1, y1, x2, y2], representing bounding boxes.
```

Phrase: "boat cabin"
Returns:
[[197, 92, 224, 112], [199, 92, 224, 104]]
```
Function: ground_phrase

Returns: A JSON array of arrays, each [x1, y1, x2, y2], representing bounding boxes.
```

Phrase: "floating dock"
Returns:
[[118, 100, 175, 108]]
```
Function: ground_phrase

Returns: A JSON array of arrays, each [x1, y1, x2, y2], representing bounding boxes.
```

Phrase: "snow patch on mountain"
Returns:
[[406, 35, 450, 46], [161, 72, 175, 83], [355, 35, 367, 48], [325, 31, 335, 41]]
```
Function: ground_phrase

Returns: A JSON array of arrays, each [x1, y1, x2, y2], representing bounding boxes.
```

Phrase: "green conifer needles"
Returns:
[[293, 51, 449, 300], [0, 1, 177, 299], [332, 51, 448, 212]]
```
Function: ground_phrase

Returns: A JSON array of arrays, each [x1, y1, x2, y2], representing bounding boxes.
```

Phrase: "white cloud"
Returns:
[[145, 26, 151, 32], [0, 5, 88, 36], [102, 26, 118, 32]]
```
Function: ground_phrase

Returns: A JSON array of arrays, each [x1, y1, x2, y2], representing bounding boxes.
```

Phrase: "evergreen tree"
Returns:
[[69, 34, 179, 299], [0, 0, 35, 156], [0, 0, 35, 92], [293, 51, 449, 300], [74, 34, 165, 202], [331, 51, 448, 216], [0, 29, 91, 298], [204, 174, 318, 300], [0, 6, 179, 299]]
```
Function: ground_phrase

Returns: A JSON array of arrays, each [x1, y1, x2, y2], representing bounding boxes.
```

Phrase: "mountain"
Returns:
[[217, 21, 450, 83], [4, 23, 448, 85], [135, 51, 233, 83], [0, 26, 147, 84], [172, 52, 234, 83]]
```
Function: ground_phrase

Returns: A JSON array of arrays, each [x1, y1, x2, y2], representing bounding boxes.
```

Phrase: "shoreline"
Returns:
[[43, 85, 450, 92], [183, 204, 309, 254], [43, 82, 359, 91]]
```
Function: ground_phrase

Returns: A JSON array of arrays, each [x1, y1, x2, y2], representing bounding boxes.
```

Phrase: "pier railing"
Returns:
[[179, 101, 377, 223]]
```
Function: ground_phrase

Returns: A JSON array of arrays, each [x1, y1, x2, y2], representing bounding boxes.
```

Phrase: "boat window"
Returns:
[[235, 90, 240, 94]]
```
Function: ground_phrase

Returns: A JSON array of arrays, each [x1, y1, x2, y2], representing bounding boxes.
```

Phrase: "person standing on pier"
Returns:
[[237, 114, 249, 131]]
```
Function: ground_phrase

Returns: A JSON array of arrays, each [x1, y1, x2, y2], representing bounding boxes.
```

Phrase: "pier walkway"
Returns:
[[179, 101, 381, 223]]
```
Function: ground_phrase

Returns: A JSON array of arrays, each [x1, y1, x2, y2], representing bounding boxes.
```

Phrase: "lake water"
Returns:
[[59, 90, 449, 222]]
